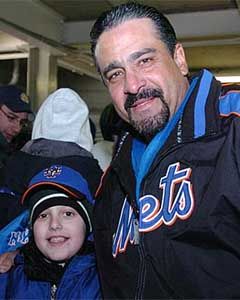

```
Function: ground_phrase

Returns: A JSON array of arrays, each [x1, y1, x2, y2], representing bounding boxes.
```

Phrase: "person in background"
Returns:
[[0, 88, 102, 271], [0, 165, 101, 299], [0, 85, 32, 166], [92, 103, 128, 170], [10, 119, 33, 152], [90, 2, 240, 299]]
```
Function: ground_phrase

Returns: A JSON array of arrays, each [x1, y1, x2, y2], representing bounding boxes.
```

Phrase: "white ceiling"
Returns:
[[40, 0, 239, 21]]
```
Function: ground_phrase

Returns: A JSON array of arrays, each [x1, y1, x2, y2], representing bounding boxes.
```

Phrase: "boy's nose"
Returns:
[[49, 217, 63, 231]]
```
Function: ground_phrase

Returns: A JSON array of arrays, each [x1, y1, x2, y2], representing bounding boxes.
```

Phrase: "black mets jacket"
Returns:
[[94, 69, 240, 299]]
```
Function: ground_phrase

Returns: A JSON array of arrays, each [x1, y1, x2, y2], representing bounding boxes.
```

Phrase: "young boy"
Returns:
[[0, 164, 101, 299]]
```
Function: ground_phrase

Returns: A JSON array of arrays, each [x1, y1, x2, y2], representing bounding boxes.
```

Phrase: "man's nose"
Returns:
[[124, 70, 146, 95]]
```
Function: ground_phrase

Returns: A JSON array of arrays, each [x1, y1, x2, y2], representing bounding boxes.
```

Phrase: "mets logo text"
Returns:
[[112, 162, 194, 257], [44, 165, 62, 178]]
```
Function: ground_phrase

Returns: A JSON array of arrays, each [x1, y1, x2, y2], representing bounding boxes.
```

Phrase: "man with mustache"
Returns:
[[90, 2, 240, 299]]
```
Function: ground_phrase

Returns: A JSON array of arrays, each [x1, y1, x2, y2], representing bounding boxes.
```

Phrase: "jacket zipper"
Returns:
[[133, 144, 186, 299], [51, 284, 57, 300], [135, 218, 146, 300]]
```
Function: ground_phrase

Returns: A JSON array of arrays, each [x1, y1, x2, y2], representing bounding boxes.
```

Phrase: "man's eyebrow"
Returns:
[[103, 61, 122, 78], [128, 48, 156, 62]]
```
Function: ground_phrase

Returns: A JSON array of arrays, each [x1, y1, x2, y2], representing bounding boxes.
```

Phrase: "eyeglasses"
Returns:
[[0, 107, 28, 128]]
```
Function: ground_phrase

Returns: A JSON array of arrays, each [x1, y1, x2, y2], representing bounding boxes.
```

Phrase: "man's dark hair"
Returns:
[[90, 1, 177, 65]]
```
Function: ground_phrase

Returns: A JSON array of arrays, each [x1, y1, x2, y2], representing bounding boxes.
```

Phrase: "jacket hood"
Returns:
[[31, 88, 93, 152]]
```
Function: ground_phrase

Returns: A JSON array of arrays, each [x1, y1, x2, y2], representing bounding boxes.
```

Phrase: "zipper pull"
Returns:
[[51, 284, 57, 300], [133, 218, 140, 245]]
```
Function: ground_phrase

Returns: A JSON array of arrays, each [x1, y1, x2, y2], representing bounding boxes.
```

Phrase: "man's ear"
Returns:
[[174, 43, 189, 76]]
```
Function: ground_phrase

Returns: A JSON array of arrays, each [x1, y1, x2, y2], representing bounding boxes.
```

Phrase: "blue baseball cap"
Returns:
[[0, 85, 32, 113], [21, 165, 94, 233]]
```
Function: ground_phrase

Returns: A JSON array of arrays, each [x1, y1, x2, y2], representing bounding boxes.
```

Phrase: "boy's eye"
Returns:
[[64, 211, 75, 217], [38, 213, 48, 219]]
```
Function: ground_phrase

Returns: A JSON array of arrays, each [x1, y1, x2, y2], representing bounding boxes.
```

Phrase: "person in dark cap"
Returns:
[[0, 85, 32, 166], [0, 164, 101, 299]]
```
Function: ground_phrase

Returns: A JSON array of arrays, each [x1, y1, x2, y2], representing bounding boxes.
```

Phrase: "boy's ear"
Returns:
[[174, 43, 189, 76]]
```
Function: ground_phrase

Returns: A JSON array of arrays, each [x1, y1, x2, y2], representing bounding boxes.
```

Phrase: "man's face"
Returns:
[[95, 18, 189, 140], [0, 104, 27, 142], [33, 205, 86, 261]]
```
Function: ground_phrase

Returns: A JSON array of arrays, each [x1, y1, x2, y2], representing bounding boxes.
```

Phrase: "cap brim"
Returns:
[[6, 101, 32, 113], [21, 182, 81, 205]]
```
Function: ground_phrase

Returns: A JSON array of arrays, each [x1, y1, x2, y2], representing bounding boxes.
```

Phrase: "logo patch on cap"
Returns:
[[20, 92, 29, 103], [44, 165, 62, 178]]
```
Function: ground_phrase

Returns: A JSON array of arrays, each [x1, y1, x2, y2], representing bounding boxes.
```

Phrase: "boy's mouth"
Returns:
[[48, 236, 69, 243]]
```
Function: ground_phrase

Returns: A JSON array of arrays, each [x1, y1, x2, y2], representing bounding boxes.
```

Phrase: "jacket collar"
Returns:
[[179, 69, 222, 142]]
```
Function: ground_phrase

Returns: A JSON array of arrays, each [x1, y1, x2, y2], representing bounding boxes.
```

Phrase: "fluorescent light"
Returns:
[[216, 76, 240, 83]]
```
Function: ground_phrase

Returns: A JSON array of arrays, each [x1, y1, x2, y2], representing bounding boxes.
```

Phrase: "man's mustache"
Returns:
[[124, 88, 164, 111]]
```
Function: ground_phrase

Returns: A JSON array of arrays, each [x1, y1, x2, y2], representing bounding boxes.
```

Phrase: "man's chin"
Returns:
[[130, 114, 169, 140], [130, 119, 155, 139]]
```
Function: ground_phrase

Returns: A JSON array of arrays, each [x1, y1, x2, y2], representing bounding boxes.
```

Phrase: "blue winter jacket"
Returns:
[[0, 253, 101, 299]]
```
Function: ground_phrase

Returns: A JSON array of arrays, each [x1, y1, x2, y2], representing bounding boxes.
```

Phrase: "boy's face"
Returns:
[[33, 205, 86, 261]]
